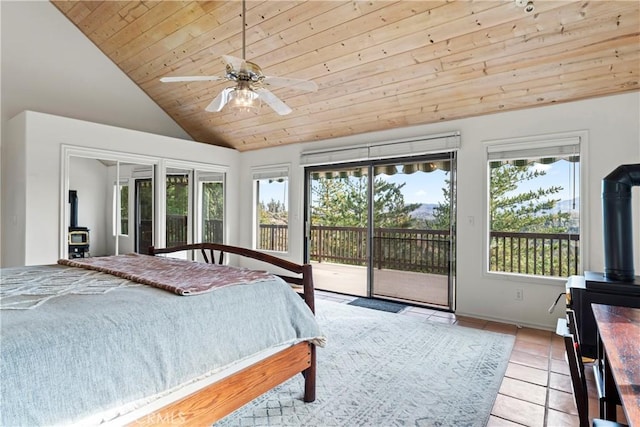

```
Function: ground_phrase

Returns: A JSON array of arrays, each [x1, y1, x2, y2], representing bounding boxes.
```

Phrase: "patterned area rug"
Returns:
[[216, 299, 514, 427]]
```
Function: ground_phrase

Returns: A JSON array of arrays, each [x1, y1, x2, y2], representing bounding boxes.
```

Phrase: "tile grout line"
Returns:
[[543, 335, 553, 426]]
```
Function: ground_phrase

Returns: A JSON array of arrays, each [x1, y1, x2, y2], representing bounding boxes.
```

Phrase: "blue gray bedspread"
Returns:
[[0, 264, 324, 426]]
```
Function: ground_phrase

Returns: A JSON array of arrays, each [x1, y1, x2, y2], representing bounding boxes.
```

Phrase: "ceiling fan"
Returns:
[[159, 0, 317, 115]]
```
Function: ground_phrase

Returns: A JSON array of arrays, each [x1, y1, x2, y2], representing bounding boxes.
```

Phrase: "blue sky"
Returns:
[[374, 159, 579, 206]]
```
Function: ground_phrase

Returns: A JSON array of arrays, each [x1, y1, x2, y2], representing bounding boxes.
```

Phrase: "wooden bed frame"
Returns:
[[131, 243, 317, 425]]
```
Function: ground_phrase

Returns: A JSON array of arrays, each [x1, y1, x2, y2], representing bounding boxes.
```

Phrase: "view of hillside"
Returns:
[[409, 198, 580, 233]]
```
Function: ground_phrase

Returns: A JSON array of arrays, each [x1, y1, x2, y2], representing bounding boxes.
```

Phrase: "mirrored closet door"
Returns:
[[65, 149, 156, 259]]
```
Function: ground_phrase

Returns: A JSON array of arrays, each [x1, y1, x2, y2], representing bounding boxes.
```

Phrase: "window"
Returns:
[[486, 136, 581, 278], [253, 166, 289, 252], [198, 172, 224, 244], [119, 183, 129, 235], [165, 173, 190, 248], [113, 181, 129, 236]]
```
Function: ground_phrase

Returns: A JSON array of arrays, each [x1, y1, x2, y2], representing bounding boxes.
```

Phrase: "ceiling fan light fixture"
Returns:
[[228, 86, 261, 113]]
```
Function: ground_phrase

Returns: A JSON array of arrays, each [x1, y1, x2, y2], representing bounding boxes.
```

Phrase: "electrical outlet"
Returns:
[[515, 288, 524, 301]]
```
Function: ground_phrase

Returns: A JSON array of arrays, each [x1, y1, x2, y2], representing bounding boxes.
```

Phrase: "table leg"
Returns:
[[603, 352, 618, 421]]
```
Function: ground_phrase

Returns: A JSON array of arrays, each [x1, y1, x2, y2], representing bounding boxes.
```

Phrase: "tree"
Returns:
[[431, 165, 571, 233], [202, 181, 223, 220], [373, 180, 421, 228], [310, 176, 419, 227], [431, 176, 452, 230], [165, 176, 189, 215], [259, 198, 288, 225], [489, 164, 570, 233]]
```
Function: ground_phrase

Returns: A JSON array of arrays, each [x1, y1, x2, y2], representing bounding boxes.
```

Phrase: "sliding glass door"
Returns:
[[305, 154, 456, 309], [371, 158, 455, 308], [307, 166, 369, 296]]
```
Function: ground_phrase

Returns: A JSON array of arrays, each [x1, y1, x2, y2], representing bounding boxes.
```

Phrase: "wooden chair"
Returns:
[[558, 311, 626, 427]]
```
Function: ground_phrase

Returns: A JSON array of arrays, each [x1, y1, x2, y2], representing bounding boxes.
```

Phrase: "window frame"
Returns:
[[483, 131, 589, 285]]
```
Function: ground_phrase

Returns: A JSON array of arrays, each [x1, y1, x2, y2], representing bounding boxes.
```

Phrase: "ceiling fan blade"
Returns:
[[205, 87, 234, 112], [255, 88, 292, 115], [263, 76, 318, 92], [160, 76, 224, 83], [222, 55, 246, 71]]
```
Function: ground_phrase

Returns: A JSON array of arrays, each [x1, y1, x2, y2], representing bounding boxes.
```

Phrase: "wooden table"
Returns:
[[592, 304, 640, 427]]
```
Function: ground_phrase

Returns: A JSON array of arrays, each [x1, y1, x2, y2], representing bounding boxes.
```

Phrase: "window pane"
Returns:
[[488, 155, 580, 277], [120, 184, 129, 235], [201, 181, 224, 243], [256, 177, 288, 252], [136, 179, 153, 254], [166, 174, 189, 248]]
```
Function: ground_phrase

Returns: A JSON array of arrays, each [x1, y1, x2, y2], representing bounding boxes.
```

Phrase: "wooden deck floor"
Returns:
[[311, 261, 450, 308]]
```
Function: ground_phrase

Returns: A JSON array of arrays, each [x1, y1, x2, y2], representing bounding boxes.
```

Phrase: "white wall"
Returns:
[[239, 92, 640, 330], [1, 111, 239, 267], [0, 0, 191, 145], [0, 114, 26, 268]]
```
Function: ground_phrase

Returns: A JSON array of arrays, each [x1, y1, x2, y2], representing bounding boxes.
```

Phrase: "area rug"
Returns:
[[216, 299, 514, 427], [347, 297, 407, 313]]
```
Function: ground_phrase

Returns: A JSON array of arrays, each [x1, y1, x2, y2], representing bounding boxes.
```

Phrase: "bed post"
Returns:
[[300, 263, 316, 402], [304, 343, 316, 402], [302, 263, 315, 314]]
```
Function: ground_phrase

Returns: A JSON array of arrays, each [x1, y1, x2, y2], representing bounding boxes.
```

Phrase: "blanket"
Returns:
[[58, 253, 275, 295]]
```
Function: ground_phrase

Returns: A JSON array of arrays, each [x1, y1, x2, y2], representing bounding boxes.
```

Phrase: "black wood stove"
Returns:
[[566, 164, 640, 358], [68, 190, 90, 258]]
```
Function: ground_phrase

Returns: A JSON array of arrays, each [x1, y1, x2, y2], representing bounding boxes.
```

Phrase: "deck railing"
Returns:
[[162, 220, 579, 278], [154, 216, 224, 249], [257, 224, 579, 277], [489, 231, 579, 277]]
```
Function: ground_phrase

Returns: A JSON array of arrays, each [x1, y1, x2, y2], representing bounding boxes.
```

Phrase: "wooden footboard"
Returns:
[[140, 243, 317, 425], [130, 342, 315, 426]]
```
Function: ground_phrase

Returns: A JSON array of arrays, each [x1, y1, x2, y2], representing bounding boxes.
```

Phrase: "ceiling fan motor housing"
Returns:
[[226, 61, 264, 84]]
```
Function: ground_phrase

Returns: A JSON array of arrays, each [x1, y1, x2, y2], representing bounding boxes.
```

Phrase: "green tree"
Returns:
[[373, 180, 421, 228], [165, 176, 189, 215], [259, 198, 288, 225], [202, 182, 223, 220], [431, 176, 452, 230], [489, 164, 570, 233], [311, 176, 419, 227], [431, 165, 571, 233]]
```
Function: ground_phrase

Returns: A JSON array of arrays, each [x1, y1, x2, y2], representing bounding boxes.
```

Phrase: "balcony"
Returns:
[[259, 224, 580, 278]]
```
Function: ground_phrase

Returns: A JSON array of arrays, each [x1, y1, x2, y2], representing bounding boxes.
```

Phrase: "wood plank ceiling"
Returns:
[[52, 1, 639, 152]]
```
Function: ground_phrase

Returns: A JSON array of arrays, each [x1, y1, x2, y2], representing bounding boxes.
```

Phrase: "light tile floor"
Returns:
[[314, 290, 629, 427]]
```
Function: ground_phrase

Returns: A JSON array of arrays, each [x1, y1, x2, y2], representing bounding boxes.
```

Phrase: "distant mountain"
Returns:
[[409, 203, 439, 220], [553, 198, 580, 213], [408, 198, 579, 221]]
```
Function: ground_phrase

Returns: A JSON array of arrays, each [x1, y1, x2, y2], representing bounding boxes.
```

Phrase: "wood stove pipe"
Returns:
[[602, 163, 640, 281], [69, 190, 78, 228]]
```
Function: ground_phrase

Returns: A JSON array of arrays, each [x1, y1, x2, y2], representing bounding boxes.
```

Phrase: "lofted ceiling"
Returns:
[[52, 1, 639, 152]]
